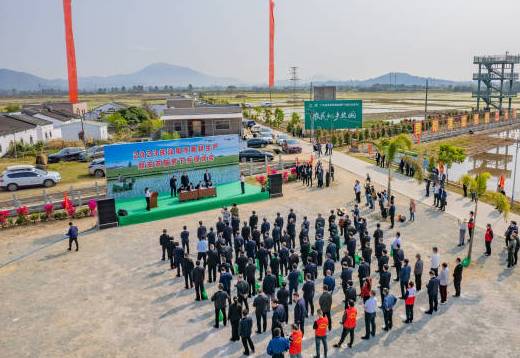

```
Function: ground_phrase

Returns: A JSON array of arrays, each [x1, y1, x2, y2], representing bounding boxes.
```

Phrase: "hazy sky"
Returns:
[[1, 0, 519, 83]]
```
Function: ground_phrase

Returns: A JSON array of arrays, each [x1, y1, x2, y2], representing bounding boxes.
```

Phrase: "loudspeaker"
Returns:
[[268, 173, 283, 198], [97, 198, 119, 229]]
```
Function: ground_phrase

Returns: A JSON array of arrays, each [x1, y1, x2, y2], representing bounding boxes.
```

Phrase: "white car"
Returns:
[[276, 134, 290, 145], [0, 165, 61, 191], [260, 134, 274, 144], [88, 158, 105, 177]]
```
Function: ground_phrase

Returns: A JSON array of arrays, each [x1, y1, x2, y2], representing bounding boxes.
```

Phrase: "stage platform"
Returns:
[[115, 182, 269, 226]]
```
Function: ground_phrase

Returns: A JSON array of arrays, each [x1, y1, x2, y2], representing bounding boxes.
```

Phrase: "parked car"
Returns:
[[251, 125, 262, 133], [247, 138, 269, 148], [0, 165, 61, 191], [243, 119, 256, 128], [259, 133, 274, 144], [47, 147, 85, 163], [239, 149, 274, 162], [275, 133, 290, 145], [88, 158, 105, 177], [282, 139, 303, 154], [80, 145, 104, 162]]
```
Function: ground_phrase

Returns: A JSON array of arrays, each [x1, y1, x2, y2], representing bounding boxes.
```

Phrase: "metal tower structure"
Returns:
[[289, 66, 299, 106], [473, 53, 520, 113]]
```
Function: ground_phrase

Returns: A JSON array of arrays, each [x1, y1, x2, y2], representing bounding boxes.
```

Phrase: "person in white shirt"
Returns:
[[197, 238, 208, 267], [438, 262, 449, 304], [240, 174, 245, 194], [145, 187, 151, 211], [391, 232, 402, 252], [457, 219, 467, 246], [361, 290, 378, 340], [430, 247, 440, 276]]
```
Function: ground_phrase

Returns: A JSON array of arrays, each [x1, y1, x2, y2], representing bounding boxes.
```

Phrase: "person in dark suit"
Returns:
[[452, 257, 463, 297], [169, 175, 177, 197], [271, 299, 286, 337], [173, 242, 184, 277], [229, 297, 243, 341], [192, 260, 205, 301], [399, 259, 411, 299], [183, 254, 194, 289], [425, 270, 440, 314], [159, 229, 169, 261], [293, 292, 307, 335], [240, 309, 255, 355], [379, 264, 391, 303], [203, 169, 212, 187], [181, 171, 190, 189], [253, 288, 269, 333], [211, 284, 230, 328]]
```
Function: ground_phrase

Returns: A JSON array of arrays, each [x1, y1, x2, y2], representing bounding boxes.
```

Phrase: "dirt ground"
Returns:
[[1, 166, 519, 357]]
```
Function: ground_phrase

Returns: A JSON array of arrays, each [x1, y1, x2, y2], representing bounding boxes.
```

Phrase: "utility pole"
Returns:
[[289, 66, 299, 108], [424, 79, 429, 121]]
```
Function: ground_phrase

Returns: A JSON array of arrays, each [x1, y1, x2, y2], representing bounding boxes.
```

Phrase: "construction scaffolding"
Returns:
[[473, 54, 520, 113]]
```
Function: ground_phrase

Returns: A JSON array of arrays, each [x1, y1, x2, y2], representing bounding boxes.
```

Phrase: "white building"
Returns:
[[58, 119, 108, 141], [0, 114, 59, 157], [23, 107, 108, 142], [85, 102, 128, 121]]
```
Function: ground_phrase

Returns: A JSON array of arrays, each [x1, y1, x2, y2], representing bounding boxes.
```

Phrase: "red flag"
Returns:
[[63, 0, 79, 104], [269, 0, 275, 88]]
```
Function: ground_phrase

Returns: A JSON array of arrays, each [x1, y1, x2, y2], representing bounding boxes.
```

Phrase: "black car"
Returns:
[[246, 138, 268, 148], [239, 149, 274, 162], [47, 147, 85, 163]]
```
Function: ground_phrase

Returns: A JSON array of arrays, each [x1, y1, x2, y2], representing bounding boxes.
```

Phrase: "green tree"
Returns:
[[160, 131, 181, 140], [138, 119, 163, 137], [458, 172, 510, 264], [437, 144, 466, 181], [287, 112, 301, 134], [263, 108, 273, 126], [369, 134, 413, 196], [105, 112, 128, 134], [5, 104, 20, 112], [273, 108, 284, 128]]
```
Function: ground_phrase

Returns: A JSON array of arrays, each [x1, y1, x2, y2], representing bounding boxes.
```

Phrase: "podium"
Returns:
[[150, 192, 159, 209]]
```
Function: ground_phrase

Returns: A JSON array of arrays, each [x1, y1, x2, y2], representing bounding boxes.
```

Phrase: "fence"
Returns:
[[2, 157, 297, 214]]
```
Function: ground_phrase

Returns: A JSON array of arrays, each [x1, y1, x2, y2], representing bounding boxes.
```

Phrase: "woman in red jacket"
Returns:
[[360, 277, 372, 303], [484, 223, 493, 256]]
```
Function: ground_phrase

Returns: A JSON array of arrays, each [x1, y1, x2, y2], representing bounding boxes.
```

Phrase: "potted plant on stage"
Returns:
[[256, 175, 267, 192]]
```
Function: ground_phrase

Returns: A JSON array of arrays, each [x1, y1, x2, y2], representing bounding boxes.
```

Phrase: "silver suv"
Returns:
[[88, 158, 105, 177], [0, 165, 61, 191]]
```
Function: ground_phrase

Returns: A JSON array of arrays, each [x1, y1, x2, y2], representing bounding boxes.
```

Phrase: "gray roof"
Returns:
[[22, 108, 77, 122], [5, 113, 53, 126], [163, 105, 242, 116], [0, 115, 35, 136]]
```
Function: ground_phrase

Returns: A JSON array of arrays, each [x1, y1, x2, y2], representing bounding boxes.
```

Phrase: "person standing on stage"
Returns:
[[170, 175, 177, 197], [241, 174, 246, 194], [204, 169, 212, 187], [145, 187, 151, 211]]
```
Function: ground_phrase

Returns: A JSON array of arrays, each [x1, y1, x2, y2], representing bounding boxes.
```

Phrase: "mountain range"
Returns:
[[0, 64, 471, 91]]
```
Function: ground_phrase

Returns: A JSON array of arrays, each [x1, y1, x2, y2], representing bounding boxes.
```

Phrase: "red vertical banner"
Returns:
[[269, 0, 275, 88], [63, 0, 78, 104]]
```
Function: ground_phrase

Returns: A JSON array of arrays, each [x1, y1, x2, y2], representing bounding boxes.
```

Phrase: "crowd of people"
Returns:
[[158, 200, 465, 357], [295, 160, 334, 189]]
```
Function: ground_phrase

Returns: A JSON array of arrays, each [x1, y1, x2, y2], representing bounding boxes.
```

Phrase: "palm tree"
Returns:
[[459, 172, 510, 265], [370, 134, 413, 197]]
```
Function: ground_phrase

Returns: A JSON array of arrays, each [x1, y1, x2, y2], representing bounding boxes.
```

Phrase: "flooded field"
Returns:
[[449, 129, 520, 198]]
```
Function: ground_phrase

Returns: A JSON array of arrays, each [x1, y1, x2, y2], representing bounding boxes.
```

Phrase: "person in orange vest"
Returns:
[[313, 309, 329, 358], [289, 323, 303, 358], [404, 281, 416, 323], [333, 299, 357, 349]]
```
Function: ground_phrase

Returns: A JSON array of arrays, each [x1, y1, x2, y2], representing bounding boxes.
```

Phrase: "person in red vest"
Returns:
[[289, 323, 303, 358], [404, 281, 416, 323], [484, 223, 494, 256], [333, 299, 357, 349], [313, 309, 329, 358]]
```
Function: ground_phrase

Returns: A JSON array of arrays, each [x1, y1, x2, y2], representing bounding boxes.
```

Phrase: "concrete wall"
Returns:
[[58, 120, 108, 141], [0, 128, 38, 157]]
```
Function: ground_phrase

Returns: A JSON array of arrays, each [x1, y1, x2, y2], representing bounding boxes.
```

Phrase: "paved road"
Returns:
[[295, 137, 518, 235]]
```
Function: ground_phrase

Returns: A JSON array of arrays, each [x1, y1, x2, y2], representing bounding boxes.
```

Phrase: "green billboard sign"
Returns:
[[304, 100, 363, 130]]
